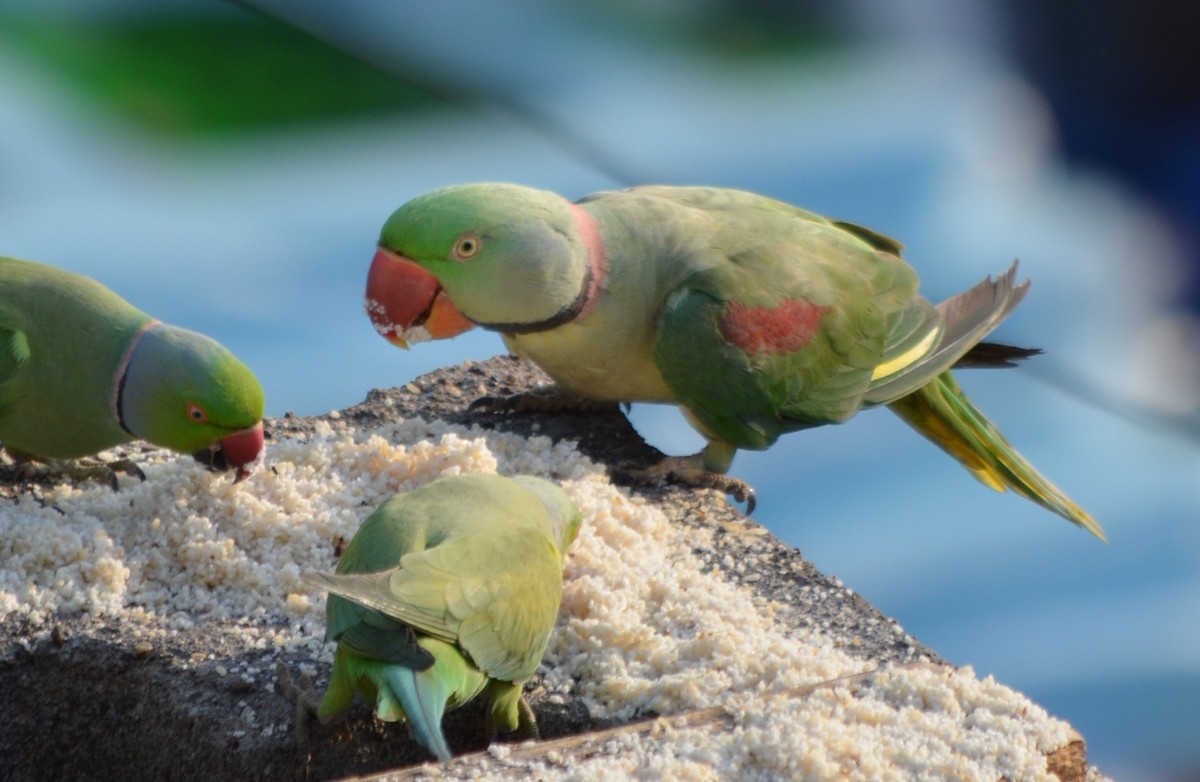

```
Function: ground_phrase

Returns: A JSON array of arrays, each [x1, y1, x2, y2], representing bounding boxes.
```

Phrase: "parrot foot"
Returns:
[[619, 456, 757, 514], [276, 662, 322, 759], [101, 458, 147, 486], [515, 695, 540, 740], [65, 458, 145, 491], [484, 694, 540, 746], [469, 388, 625, 416], [5, 455, 145, 491]]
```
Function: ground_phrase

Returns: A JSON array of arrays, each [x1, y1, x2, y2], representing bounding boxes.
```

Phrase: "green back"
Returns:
[[582, 187, 924, 449], [0, 257, 149, 458], [324, 473, 579, 683]]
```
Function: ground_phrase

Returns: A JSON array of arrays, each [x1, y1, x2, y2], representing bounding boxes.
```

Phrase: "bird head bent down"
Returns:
[[117, 322, 266, 481], [366, 183, 605, 346]]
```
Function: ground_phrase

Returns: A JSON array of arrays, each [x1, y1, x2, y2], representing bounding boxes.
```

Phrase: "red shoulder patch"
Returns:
[[720, 299, 830, 355]]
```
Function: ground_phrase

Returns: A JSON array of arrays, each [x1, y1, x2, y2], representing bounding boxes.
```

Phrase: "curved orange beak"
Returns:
[[365, 247, 474, 348]]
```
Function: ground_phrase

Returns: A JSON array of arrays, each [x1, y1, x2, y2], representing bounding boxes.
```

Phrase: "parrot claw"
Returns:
[[727, 483, 757, 515], [468, 389, 622, 416], [617, 456, 758, 514], [483, 694, 539, 749], [106, 458, 146, 485], [516, 695, 540, 739], [697, 474, 756, 514]]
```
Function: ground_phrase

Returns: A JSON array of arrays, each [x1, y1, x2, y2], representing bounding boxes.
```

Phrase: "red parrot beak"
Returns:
[[220, 422, 265, 482], [365, 247, 474, 348], [193, 422, 265, 482]]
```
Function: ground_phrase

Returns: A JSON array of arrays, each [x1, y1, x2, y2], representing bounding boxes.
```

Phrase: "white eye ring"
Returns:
[[452, 234, 482, 261]]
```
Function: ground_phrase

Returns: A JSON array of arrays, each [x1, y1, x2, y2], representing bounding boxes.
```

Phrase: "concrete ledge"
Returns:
[[0, 356, 1101, 781]]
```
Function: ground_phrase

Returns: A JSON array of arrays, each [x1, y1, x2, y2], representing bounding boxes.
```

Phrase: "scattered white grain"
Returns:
[[0, 414, 1082, 780], [240, 705, 257, 726]]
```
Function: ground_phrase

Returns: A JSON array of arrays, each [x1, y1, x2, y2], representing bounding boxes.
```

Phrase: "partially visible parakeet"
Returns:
[[304, 472, 582, 761], [364, 183, 1103, 540], [0, 256, 265, 481]]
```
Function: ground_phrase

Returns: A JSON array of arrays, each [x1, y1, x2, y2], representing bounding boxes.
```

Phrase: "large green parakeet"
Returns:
[[0, 256, 265, 480], [363, 184, 1104, 540], [305, 472, 582, 761]]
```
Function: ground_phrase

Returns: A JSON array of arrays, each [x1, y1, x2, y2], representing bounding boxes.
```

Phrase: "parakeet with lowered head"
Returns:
[[0, 256, 265, 481], [305, 472, 582, 761], [364, 183, 1102, 540]]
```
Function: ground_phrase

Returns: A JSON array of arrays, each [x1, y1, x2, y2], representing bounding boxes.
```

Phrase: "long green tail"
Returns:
[[889, 371, 1105, 541]]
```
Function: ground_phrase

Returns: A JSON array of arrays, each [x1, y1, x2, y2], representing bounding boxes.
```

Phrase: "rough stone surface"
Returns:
[[1, 356, 1091, 782]]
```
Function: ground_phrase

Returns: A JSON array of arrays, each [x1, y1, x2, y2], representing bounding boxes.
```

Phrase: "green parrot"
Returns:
[[0, 256, 265, 481], [363, 184, 1104, 541], [304, 472, 582, 761]]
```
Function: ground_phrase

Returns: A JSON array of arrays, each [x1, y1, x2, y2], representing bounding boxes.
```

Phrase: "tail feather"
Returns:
[[935, 261, 1029, 356], [956, 342, 1042, 369], [889, 371, 1105, 541], [382, 665, 453, 762], [866, 262, 1029, 405]]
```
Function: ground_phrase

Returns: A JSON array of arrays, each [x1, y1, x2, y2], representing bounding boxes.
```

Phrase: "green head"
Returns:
[[118, 323, 265, 479], [511, 474, 584, 558], [367, 183, 606, 346]]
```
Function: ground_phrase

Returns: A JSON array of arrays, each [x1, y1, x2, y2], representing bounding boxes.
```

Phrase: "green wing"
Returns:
[[651, 207, 922, 450], [323, 596, 434, 669], [0, 257, 152, 459], [429, 528, 564, 682], [308, 527, 564, 683], [862, 262, 1029, 405], [312, 474, 574, 683], [0, 312, 31, 419]]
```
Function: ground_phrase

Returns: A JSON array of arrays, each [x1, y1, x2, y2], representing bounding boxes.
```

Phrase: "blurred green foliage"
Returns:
[[571, 1, 833, 61], [0, 10, 447, 137]]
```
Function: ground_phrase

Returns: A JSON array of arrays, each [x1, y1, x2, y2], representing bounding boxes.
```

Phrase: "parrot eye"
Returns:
[[186, 403, 208, 423], [451, 234, 482, 261]]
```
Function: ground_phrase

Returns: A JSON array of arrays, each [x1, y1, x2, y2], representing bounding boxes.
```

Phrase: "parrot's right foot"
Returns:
[[619, 456, 757, 514], [469, 388, 624, 416], [484, 695, 541, 744]]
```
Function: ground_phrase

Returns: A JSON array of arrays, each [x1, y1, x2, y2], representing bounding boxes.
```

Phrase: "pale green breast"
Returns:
[[499, 193, 709, 404], [501, 307, 674, 403]]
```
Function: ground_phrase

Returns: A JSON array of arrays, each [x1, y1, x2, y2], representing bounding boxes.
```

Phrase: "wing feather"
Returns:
[[308, 528, 565, 683], [651, 199, 919, 448], [0, 315, 31, 417]]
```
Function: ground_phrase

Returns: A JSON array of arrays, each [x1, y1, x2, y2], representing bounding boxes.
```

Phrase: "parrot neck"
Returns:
[[112, 319, 164, 436], [487, 202, 607, 335], [566, 202, 607, 321]]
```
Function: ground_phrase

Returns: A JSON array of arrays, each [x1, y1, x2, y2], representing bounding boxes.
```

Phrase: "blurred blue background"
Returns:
[[1, 2, 1197, 779]]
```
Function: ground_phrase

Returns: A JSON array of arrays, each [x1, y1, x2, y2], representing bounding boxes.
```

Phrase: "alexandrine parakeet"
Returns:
[[0, 256, 265, 481], [305, 473, 582, 761], [364, 184, 1102, 540]]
